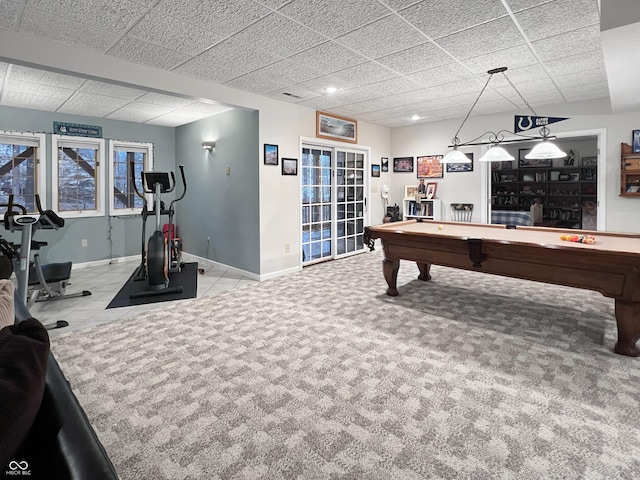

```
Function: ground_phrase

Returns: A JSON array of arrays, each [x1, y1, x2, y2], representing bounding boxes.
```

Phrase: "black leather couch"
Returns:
[[1, 294, 118, 480]]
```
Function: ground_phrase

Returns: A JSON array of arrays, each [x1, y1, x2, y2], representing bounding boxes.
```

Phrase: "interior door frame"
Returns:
[[481, 127, 607, 230], [299, 136, 371, 268]]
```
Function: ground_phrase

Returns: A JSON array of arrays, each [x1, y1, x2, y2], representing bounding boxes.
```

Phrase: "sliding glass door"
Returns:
[[301, 144, 367, 266]]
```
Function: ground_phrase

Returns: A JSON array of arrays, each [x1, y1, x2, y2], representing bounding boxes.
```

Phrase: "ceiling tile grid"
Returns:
[[0, 0, 617, 128], [57, 91, 131, 117]]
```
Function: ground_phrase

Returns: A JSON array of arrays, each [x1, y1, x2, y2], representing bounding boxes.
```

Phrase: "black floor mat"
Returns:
[[106, 262, 198, 309]]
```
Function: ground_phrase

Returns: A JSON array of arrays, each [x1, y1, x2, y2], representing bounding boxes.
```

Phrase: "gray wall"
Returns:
[[0, 105, 175, 264], [174, 109, 260, 274]]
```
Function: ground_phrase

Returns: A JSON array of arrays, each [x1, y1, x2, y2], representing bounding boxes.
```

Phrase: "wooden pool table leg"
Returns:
[[614, 300, 640, 357], [417, 262, 431, 281], [382, 258, 400, 296]]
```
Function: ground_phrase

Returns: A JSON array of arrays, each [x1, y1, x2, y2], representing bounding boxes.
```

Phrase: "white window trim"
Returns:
[[0, 130, 47, 211], [108, 140, 153, 216], [51, 134, 105, 219]]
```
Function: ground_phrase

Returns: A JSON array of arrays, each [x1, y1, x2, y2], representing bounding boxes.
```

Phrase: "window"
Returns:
[[0, 131, 46, 214], [51, 135, 105, 218], [108, 141, 152, 215]]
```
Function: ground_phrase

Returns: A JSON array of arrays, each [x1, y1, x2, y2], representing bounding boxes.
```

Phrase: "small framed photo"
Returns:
[[582, 157, 597, 166], [316, 111, 357, 143], [371, 164, 380, 177], [633, 130, 640, 153], [282, 158, 297, 175], [417, 155, 444, 178], [426, 182, 438, 199], [381, 157, 389, 172], [446, 153, 474, 173], [404, 185, 418, 198], [264, 144, 278, 165], [393, 157, 414, 173]]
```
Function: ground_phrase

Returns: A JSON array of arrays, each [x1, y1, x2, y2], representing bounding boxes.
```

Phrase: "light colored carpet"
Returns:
[[51, 251, 640, 480]]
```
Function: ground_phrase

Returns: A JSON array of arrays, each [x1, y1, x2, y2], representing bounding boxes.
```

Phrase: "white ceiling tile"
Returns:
[[384, 1, 423, 11], [126, 11, 222, 56], [0, 0, 23, 29], [190, 37, 283, 78], [408, 63, 475, 87], [252, 0, 289, 8], [1, 90, 69, 111], [145, 110, 212, 127], [172, 58, 238, 84], [429, 78, 486, 97], [5, 77, 75, 98], [545, 49, 605, 78], [336, 14, 427, 58], [554, 68, 609, 90], [26, 0, 148, 33], [287, 42, 369, 73], [358, 77, 423, 98], [0, 63, 8, 75], [254, 59, 325, 85], [449, 88, 508, 107], [154, 0, 270, 37], [8, 65, 86, 89], [278, 0, 390, 38], [224, 71, 289, 95], [487, 64, 550, 90], [230, 13, 326, 58], [57, 91, 130, 116], [514, 0, 600, 42], [462, 44, 539, 75], [505, 0, 555, 12], [80, 80, 146, 99], [19, 7, 119, 52], [108, 37, 192, 70], [106, 102, 175, 122], [297, 95, 351, 111], [324, 103, 376, 117], [375, 42, 454, 74], [472, 97, 520, 114], [331, 62, 397, 88], [136, 92, 194, 108], [293, 74, 363, 96], [399, 0, 508, 40], [435, 16, 525, 60], [563, 82, 610, 103], [532, 25, 601, 62]]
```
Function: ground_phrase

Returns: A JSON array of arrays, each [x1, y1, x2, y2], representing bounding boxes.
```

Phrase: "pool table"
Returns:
[[364, 220, 640, 357]]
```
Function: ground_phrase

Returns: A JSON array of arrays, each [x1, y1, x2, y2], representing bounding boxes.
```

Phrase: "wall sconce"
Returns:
[[201, 141, 216, 152]]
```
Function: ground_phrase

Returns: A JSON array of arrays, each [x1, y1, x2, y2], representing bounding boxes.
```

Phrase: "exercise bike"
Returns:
[[130, 164, 187, 299], [2, 195, 91, 326]]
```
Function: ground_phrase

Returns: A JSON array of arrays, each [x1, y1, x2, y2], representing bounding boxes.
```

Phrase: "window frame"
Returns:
[[0, 130, 47, 214], [108, 140, 153, 216], [51, 134, 105, 219]]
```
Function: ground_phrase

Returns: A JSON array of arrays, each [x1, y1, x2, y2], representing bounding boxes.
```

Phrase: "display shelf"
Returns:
[[403, 198, 442, 221], [491, 164, 597, 229], [620, 143, 640, 196]]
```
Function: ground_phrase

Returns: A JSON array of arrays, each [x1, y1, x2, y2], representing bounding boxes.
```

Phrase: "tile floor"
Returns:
[[31, 255, 258, 338]]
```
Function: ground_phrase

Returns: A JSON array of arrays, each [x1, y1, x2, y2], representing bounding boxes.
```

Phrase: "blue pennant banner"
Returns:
[[53, 121, 102, 138], [514, 116, 568, 133]]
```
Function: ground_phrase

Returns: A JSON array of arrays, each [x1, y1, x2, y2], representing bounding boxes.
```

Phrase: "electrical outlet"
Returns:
[[285, 244, 290, 253], [82, 239, 88, 247]]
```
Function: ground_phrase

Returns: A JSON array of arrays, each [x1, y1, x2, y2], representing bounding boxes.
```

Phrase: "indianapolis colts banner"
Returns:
[[514, 116, 568, 133]]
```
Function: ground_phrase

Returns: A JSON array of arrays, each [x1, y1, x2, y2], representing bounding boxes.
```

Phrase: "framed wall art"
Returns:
[[633, 130, 640, 153], [316, 111, 357, 143], [371, 164, 380, 177], [381, 157, 389, 172], [445, 153, 474, 173], [416, 155, 443, 178], [264, 144, 278, 165], [518, 149, 552, 168], [282, 158, 297, 175], [393, 157, 414, 173]]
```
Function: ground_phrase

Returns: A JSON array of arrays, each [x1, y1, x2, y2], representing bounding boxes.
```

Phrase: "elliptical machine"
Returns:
[[130, 164, 187, 299]]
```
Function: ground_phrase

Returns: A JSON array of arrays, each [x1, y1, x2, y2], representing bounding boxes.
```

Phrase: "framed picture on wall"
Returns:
[[264, 144, 278, 165], [381, 157, 389, 172], [519, 149, 552, 168], [282, 158, 297, 175], [416, 155, 444, 178], [393, 157, 414, 173], [371, 164, 380, 177], [316, 111, 357, 143], [445, 153, 474, 172], [633, 130, 640, 153]]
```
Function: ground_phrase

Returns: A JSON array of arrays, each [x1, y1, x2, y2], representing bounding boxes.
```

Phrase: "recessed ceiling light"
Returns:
[[325, 86, 338, 94], [411, 115, 420, 121]]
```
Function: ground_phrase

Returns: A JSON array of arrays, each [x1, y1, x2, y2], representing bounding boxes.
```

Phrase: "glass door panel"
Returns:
[[335, 150, 366, 257], [302, 147, 332, 264]]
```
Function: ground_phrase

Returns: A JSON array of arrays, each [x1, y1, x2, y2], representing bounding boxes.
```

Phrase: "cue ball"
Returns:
[[438, 225, 444, 230]]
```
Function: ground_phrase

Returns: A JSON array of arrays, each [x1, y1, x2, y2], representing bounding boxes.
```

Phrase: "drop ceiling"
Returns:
[[0, 0, 620, 128]]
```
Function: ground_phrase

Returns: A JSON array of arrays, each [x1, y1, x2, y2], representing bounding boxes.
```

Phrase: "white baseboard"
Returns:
[[73, 255, 139, 270]]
